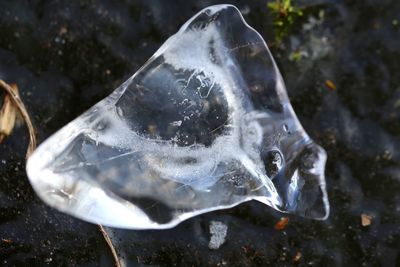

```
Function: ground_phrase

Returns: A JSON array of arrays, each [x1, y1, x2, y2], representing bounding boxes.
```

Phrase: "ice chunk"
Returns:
[[26, 4, 329, 229]]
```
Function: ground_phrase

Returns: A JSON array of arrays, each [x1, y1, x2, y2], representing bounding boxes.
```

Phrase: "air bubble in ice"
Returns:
[[26, 4, 329, 229]]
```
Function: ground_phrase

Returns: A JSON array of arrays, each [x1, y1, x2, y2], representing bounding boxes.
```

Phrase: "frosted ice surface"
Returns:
[[26, 4, 329, 229]]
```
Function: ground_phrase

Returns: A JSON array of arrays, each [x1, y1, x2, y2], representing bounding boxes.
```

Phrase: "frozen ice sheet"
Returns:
[[26, 4, 329, 229]]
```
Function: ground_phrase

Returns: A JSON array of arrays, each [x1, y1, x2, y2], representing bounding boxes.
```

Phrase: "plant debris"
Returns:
[[325, 79, 337, 90], [267, 0, 304, 43], [2, 238, 12, 244], [361, 214, 373, 227], [0, 80, 36, 159], [0, 83, 21, 143], [293, 251, 302, 262], [99, 226, 122, 267], [274, 216, 289, 230]]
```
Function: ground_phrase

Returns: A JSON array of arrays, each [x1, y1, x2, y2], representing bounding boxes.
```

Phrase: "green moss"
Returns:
[[289, 50, 302, 62], [267, 0, 304, 43]]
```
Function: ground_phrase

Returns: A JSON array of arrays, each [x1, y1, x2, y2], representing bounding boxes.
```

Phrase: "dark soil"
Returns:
[[0, 0, 399, 266]]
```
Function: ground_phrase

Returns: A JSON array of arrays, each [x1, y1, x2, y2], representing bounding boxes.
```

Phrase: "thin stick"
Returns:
[[0, 80, 36, 158], [99, 225, 122, 267]]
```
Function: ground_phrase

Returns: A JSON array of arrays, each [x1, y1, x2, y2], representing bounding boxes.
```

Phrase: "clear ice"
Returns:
[[26, 4, 329, 229]]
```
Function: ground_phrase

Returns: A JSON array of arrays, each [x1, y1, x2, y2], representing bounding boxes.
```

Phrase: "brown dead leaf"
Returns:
[[361, 213, 373, 226], [325, 79, 337, 90], [274, 216, 289, 230], [0, 80, 36, 159]]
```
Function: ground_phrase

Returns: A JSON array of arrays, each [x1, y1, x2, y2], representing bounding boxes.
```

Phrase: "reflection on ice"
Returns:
[[26, 4, 329, 229]]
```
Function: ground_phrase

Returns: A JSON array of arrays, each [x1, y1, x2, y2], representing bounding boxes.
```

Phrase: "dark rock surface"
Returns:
[[0, 0, 399, 266]]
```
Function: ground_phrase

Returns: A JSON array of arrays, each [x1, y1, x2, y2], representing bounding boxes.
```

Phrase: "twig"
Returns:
[[0, 80, 36, 158], [99, 225, 122, 267]]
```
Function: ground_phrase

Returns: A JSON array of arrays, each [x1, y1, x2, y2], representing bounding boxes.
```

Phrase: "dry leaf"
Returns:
[[361, 214, 372, 226], [274, 216, 289, 230]]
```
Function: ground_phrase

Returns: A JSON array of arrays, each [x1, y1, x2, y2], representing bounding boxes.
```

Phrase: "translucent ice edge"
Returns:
[[26, 4, 329, 229]]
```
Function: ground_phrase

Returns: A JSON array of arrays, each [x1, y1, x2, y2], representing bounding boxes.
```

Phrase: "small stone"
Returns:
[[59, 26, 68, 35], [361, 214, 372, 226], [208, 221, 228, 250], [293, 251, 302, 262]]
